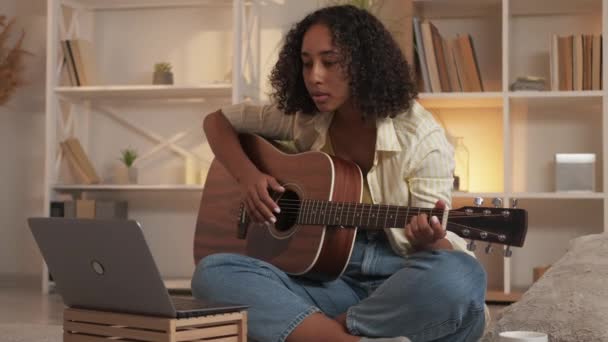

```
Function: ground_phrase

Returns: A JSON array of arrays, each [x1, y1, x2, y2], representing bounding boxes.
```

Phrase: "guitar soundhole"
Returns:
[[274, 190, 300, 233]]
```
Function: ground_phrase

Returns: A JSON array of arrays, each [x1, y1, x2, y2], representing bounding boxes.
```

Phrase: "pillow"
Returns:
[[482, 233, 608, 342]]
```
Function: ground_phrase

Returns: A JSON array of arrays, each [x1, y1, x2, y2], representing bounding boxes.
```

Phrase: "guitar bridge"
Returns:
[[237, 203, 249, 239]]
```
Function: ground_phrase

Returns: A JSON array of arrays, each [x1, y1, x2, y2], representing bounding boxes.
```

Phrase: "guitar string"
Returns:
[[259, 212, 507, 240], [265, 206, 507, 219], [272, 199, 506, 217], [271, 205, 495, 217]]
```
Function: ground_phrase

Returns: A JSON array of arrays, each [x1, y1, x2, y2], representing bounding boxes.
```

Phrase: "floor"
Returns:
[[0, 275, 510, 333], [0, 276, 64, 326]]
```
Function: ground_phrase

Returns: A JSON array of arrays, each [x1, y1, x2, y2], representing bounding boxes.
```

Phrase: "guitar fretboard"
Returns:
[[294, 199, 445, 229]]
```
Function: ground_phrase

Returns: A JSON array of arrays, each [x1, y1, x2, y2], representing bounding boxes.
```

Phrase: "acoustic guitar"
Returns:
[[194, 133, 528, 281]]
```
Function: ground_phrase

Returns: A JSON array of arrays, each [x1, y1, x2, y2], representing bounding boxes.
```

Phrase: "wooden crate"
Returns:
[[63, 307, 247, 342]]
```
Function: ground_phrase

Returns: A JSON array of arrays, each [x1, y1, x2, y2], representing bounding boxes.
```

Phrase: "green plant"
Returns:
[[154, 62, 172, 73], [119, 148, 138, 168]]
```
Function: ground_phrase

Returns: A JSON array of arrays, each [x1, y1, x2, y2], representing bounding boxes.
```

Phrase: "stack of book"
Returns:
[[51, 200, 128, 219], [551, 34, 602, 91], [60, 137, 100, 184], [60, 39, 98, 86], [413, 17, 484, 93]]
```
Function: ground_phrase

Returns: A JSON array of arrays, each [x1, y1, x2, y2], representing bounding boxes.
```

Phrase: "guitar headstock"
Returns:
[[448, 202, 528, 255]]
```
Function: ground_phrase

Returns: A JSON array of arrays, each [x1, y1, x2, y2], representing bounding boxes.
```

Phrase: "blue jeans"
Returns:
[[191, 232, 486, 342]]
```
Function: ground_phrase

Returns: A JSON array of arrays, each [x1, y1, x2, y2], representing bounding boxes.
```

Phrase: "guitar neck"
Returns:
[[295, 199, 445, 230]]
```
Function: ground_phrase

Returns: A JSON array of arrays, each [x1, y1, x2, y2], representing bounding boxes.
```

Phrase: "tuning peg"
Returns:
[[492, 198, 503, 208], [474, 197, 484, 207], [485, 243, 493, 254], [504, 246, 513, 258], [511, 198, 518, 209], [467, 240, 477, 252]]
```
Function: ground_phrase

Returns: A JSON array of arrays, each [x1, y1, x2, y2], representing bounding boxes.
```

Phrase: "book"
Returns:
[[573, 35, 583, 91], [445, 38, 462, 92], [583, 34, 593, 90], [455, 34, 483, 92], [70, 39, 98, 86], [64, 138, 100, 184], [550, 34, 559, 91], [413, 17, 431, 92], [421, 20, 442, 92], [592, 34, 602, 90], [557, 35, 573, 91], [60, 141, 92, 184], [61, 41, 79, 86], [60, 39, 98, 86], [430, 22, 450, 92]]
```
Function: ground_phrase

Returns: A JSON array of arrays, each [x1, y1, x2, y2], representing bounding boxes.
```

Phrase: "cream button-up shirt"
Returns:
[[220, 100, 474, 258]]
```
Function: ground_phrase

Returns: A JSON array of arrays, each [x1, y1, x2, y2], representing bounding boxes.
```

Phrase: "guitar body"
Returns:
[[194, 134, 363, 280]]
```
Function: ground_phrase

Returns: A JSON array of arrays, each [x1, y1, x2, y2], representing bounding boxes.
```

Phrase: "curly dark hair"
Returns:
[[269, 5, 417, 119]]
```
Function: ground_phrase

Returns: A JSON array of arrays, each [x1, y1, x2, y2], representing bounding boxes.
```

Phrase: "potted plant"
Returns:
[[153, 62, 173, 85], [114, 148, 138, 184]]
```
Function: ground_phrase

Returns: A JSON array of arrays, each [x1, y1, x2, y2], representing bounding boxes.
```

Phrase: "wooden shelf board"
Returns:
[[55, 84, 231, 101], [418, 92, 503, 109], [486, 290, 523, 303], [61, 0, 234, 10], [53, 184, 204, 191]]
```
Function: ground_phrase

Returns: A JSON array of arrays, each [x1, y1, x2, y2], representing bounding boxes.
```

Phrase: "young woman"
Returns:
[[193, 5, 487, 342]]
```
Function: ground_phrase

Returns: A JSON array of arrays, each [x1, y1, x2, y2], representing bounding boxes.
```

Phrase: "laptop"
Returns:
[[28, 217, 248, 319]]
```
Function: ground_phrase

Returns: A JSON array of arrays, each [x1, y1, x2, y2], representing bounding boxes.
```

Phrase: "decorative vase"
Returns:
[[184, 157, 198, 185], [153, 71, 173, 85], [128, 167, 138, 184], [453, 137, 470, 192], [114, 165, 138, 184]]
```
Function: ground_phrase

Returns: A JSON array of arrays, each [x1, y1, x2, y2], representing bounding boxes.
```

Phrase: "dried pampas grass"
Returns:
[[0, 15, 30, 106]]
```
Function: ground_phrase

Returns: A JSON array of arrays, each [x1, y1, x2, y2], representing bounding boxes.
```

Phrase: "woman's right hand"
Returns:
[[239, 169, 285, 225]]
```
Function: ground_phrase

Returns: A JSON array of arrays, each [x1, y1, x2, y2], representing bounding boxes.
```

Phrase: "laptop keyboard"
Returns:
[[171, 296, 206, 311]]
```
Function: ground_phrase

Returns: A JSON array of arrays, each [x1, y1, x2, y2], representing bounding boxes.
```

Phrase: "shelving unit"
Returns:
[[42, 0, 259, 293], [40, 0, 607, 303], [417, 0, 607, 300]]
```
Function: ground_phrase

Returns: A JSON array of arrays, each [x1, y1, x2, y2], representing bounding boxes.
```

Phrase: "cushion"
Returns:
[[482, 233, 608, 342]]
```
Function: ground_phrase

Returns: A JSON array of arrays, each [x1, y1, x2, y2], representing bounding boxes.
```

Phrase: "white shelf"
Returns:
[[414, 0, 502, 19], [53, 184, 204, 191], [55, 84, 232, 101], [510, 0, 602, 16], [61, 0, 234, 10], [418, 92, 503, 109], [510, 192, 605, 200], [510, 92, 603, 112], [508, 91, 604, 99]]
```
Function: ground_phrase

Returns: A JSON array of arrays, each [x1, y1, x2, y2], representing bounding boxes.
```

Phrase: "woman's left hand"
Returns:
[[405, 200, 448, 251]]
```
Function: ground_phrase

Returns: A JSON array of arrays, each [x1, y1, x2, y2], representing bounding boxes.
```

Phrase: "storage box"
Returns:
[[63, 307, 247, 342], [555, 153, 596, 192]]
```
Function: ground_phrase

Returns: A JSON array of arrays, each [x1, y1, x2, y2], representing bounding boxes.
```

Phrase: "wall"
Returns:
[[0, 0, 318, 282], [0, 0, 47, 278]]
